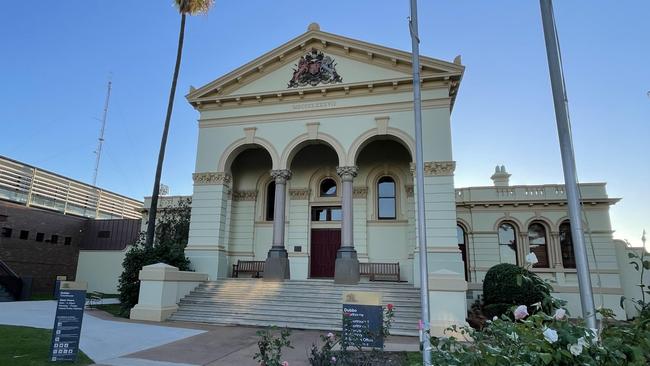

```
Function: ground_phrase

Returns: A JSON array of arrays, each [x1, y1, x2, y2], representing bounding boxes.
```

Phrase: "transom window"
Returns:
[[319, 178, 337, 197], [498, 223, 518, 265], [377, 176, 396, 220], [528, 223, 549, 268], [559, 221, 576, 269], [311, 206, 342, 221]]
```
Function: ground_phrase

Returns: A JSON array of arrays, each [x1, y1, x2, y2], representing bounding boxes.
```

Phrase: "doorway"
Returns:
[[310, 229, 341, 278]]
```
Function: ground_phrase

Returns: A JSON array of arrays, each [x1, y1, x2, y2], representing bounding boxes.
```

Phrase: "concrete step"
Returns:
[[169, 279, 421, 337]]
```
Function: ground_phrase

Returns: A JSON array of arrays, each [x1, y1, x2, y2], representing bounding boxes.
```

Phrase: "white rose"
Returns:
[[513, 305, 529, 320], [577, 337, 588, 348], [525, 252, 539, 265], [569, 343, 583, 356], [543, 327, 558, 343], [553, 308, 567, 320]]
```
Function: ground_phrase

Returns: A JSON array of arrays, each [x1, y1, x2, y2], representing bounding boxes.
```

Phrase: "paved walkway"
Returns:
[[0, 300, 419, 366], [0, 301, 204, 364]]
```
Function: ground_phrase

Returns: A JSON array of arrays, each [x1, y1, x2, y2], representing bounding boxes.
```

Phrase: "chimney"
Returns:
[[491, 165, 511, 187]]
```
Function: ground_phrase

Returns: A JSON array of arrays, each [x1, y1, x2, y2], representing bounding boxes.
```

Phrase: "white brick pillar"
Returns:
[[185, 172, 231, 280]]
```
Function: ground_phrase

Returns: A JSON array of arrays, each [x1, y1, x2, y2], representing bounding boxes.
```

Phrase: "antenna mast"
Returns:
[[93, 78, 112, 186]]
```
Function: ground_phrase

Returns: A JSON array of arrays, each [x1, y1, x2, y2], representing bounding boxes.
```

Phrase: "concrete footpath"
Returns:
[[0, 301, 418, 366]]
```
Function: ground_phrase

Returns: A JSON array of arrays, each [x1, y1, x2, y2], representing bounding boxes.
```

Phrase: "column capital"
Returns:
[[336, 166, 358, 181], [271, 169, 292, 183]]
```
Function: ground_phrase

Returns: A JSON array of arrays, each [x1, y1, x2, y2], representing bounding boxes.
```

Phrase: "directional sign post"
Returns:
[[49, 281, 87, 362], [342, 291, 384, 349]]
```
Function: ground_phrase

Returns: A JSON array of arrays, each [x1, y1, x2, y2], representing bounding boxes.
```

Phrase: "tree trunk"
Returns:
[[145, 12, 186, 247]]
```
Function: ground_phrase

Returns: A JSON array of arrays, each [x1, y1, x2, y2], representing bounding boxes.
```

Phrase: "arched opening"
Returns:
[[357, 139, 412, 221], [288, 142, 341, 279], [559, 221, 576, 268], [528, 222, 550, 268], [229, 146, 273, 230], [457, 223, 470, 281], [498, 222, 518, 265]]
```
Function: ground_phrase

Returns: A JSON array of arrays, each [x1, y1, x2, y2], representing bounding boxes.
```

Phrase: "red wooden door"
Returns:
[[310, 229, 341, 278]]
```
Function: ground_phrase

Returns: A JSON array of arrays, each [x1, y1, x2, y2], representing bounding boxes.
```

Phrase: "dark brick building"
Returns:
[[0, 156, 143, 296]]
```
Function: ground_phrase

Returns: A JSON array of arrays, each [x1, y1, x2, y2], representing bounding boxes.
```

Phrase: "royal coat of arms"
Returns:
[[288, 48, 343, 88]]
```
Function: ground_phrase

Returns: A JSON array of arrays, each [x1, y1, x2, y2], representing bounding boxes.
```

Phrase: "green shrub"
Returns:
[[117, 198, 191, 315], [482, 263, 552, 318]]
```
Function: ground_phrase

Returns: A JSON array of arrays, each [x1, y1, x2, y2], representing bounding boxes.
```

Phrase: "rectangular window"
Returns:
[[311, 206, 342, 221], [50, 235, 58, 244], [97, 230, 111, 238], [1, 227, 12, 238], [36, 232, 45, 242], [19, 230, 29, 240], [64, 237, 72, 245]]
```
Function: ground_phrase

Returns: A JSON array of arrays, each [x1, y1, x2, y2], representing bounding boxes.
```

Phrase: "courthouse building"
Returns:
[[130, 23, 629, 335]]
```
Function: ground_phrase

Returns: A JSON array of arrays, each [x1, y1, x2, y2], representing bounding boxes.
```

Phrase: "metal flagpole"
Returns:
[[539, 0, 597, 329], [408, 0, 432, 364]]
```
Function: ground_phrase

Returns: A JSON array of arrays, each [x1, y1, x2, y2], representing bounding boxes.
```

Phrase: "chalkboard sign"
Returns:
[[49, 281, 86, 362], [342, 303, 384, 348]]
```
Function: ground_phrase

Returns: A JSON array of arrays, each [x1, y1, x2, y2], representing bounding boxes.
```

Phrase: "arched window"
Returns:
[[320, 178, 337, 197], [559, 221, 576, 268], [498, 222, 518, 265], [457, 224, 469, 281], [265, 181, 275, 221], [528, 223, 549, 268], [377, 176, 396, 220]]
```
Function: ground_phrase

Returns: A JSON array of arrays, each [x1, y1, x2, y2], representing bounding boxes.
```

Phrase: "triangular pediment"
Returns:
[[187, 23, 464, 107]]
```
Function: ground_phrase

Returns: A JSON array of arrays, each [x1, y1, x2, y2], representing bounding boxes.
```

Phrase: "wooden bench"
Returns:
[[359, 262, 400, 282], [232, 260, 265, 278]]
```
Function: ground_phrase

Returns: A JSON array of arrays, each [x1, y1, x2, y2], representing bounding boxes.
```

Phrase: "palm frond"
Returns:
[[174, 0, 213, 15]]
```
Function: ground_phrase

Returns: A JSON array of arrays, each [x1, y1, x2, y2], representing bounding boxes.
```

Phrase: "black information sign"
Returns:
[[342, 304, 384, 348], [49, 285, 86, 362]]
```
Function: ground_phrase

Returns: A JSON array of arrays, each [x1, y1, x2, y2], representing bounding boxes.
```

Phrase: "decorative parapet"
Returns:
[[289, 188, 310, 200], [232, 190, 257, 201], [192, 172, 232, 186], [353, 187, 368, 199], [455, 183, 617, 205]]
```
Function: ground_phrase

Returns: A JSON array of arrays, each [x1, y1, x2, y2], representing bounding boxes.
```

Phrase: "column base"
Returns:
[[334, 247, 360, 284], [264, 247, 290, 281]]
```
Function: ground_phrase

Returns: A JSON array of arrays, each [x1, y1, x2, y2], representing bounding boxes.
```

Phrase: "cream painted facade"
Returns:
[[158, 24, 631, 331], [184, 24, 467, 330]]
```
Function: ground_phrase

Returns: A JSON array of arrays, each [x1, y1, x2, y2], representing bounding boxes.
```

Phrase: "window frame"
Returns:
[[265, 180, 276, 221], [377, 176, 397, 220], [497, 222, 519, 265], [457, 223, 470, 281], [527, 222, 550, 268], [559, 221, 576, 269]]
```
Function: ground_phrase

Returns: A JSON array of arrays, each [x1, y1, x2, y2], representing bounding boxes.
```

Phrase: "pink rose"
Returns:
[[553, 308, 567, 320], [331, 356, 337, 363], [281, 362, 289, 366], [513, 305, 529, 320], [387, 303, 394, 311], [327, 332, 335, 341]]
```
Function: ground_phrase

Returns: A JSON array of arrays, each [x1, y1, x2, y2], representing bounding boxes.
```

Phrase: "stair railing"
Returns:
[[0, 258, 22, 300]]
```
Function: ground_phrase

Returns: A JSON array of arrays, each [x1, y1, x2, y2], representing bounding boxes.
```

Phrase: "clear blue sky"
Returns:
[[1, 1, 648, 245]]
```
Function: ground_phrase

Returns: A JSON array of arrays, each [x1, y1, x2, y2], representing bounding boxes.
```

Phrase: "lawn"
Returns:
[[0, 325, 94, 365]]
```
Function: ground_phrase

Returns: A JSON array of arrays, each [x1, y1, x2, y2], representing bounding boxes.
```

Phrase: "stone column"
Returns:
[[335, 166, 360, 284], [264, 169, 292, 281]]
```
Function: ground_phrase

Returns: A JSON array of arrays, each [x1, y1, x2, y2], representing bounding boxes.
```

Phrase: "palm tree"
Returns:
[[145, 0, 213, 247]]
